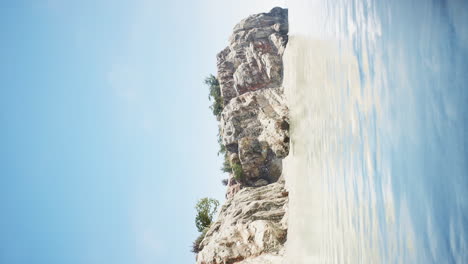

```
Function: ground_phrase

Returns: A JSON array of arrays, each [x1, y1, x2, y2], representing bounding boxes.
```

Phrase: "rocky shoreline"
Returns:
[[196, 7, 290, 264]]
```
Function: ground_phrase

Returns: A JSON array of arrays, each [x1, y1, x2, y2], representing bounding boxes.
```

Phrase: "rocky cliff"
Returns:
[[197, 182, 288, 264], [218, 7, 289, 199], [196, 7, 289, 264]]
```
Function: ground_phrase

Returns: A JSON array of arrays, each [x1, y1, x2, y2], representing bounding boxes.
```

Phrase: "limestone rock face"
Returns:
[[196, 183, 288, 264], [217, 7, 289, 198], [196, 7, 289, 264], [217, 7, 288, 105], [221, 88, 289, 192]]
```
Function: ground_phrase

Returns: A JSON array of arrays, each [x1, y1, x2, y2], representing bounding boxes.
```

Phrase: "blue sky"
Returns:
[[0, 0, 285, 263]]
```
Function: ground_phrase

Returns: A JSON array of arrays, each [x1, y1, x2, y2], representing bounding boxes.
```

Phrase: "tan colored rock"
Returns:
[[196, 7, 290, 264], [220, 88, 289, 196], [217, 7, 288, 105], [216, 7, 289, 198], [196, 182, 288, 264]]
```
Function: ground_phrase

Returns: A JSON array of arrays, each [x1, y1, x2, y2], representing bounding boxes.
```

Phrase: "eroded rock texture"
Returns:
[[195, 7, 289, 264], [221, 88, 289, 197], [196, 183, 288, 264], [217, 7, 288, 105], [218, 7, 289, 198]]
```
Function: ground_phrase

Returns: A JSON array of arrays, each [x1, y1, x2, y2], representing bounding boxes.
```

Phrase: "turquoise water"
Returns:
[[283, 0, 468, 263]]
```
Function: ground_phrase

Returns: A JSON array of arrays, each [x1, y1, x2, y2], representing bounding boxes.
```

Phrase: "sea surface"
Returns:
[[282, 0, 468, 263]]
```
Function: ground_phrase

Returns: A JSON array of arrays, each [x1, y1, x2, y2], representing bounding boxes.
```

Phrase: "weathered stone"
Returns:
[[220, 88, 289, 194], [216, 7, 289, 197], [196, 182, 288, 264], [196, 7, 290, 264], [217, 7, 288, 105]]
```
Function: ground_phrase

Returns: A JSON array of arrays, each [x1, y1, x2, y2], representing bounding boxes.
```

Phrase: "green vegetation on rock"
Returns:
[[192, 198, 219, 254], [205, 74, 224, 117], [194, 198, 220, 232], [232, 163, 244, 182], [191, 227, 209, 253], [221, 156, 232, 173], [221, 179, 229, 186], [217, 132, 226, 156]]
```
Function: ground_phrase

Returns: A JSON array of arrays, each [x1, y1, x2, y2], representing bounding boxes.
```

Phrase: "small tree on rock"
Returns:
[[195, 198, 220, 232], [205, 74, 224, 117]]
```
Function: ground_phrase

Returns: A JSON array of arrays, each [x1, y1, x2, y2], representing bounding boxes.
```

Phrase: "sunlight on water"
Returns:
[[283, 0, 468, 263]]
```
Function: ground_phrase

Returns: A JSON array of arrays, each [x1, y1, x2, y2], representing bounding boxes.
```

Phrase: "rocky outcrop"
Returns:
[[221, 88, 289, 197], [217, 7, 288, 105], [196, 182, 288, 264], [218, 7, 289, 198], [195, 7, 289, 264]]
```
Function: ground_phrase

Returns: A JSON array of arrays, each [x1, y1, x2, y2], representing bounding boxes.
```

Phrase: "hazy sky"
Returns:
[[0, 0, 285, 263]]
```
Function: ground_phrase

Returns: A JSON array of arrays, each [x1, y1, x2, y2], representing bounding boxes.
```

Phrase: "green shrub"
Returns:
[[194, 198, 220, 232], [221, 179, 229, 186], [192, 198, 219, 253], [221, 155, 232, 173], [191, 227, 209, 253], [205, 74, 224, 117], [217, 132, 226, 156], [232, 163, 244, 182]]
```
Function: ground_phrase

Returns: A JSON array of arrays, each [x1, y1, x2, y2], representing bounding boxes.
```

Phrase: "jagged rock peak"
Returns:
[[216, 7, 288, 105], [216, 7, 289, 198], [233, 7, 288, 34], [216, 7, 290, 199]]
